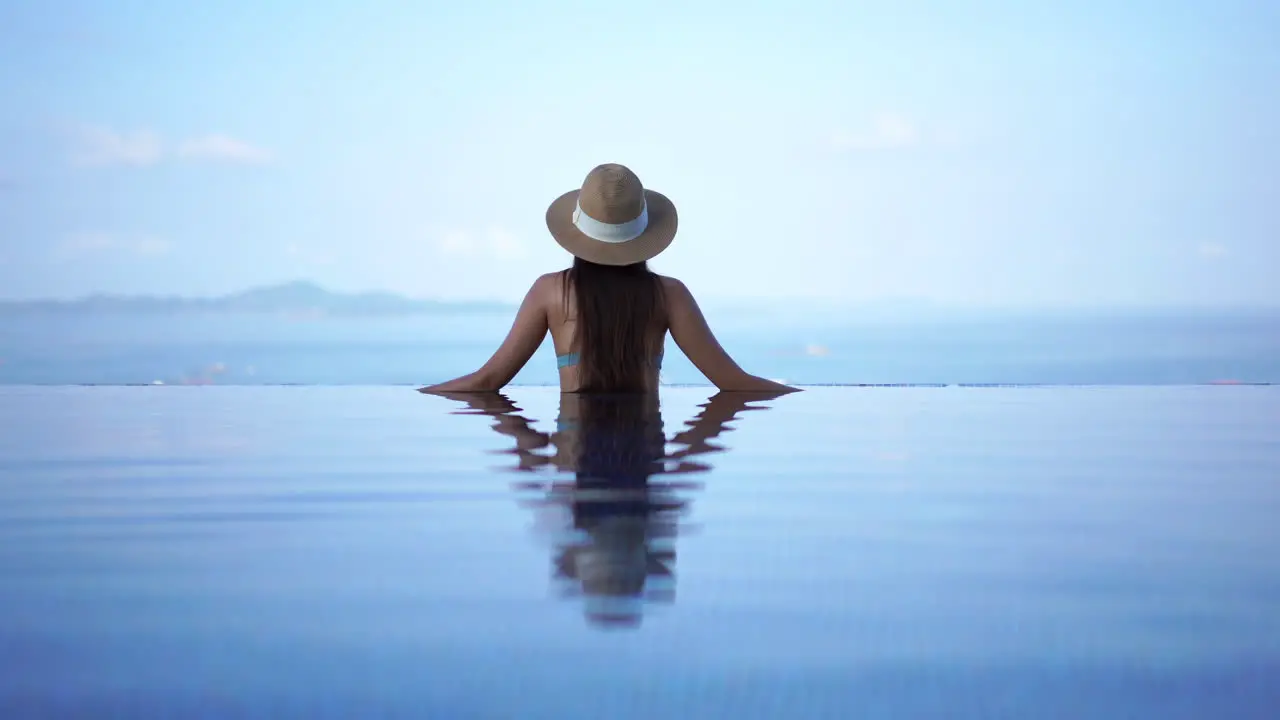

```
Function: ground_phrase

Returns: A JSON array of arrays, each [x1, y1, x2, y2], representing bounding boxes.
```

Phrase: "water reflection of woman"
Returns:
[[438, 390, 785, 628]]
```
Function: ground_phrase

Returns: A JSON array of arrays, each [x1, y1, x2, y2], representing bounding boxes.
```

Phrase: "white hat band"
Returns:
[[572, 200, 649, 244]]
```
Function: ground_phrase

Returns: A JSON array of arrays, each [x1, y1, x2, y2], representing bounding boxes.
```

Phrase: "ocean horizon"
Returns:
[[3, 308, 1278, 387]]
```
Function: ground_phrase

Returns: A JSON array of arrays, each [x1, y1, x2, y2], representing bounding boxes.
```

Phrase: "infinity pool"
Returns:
[[2, 386, 1278, 718]]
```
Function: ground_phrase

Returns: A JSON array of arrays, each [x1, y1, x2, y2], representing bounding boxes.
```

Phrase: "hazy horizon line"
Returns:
[[1, 279, 1278, 315]]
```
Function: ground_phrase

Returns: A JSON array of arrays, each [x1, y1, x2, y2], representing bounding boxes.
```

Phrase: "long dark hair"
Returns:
[[562, 257, 667, 392]]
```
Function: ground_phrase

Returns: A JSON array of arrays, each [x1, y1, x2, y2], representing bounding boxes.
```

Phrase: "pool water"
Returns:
[[1, 386, 1278, 718]]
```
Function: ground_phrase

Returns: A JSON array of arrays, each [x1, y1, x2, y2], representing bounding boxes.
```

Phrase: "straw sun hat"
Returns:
[[545, 164, 678, 266]]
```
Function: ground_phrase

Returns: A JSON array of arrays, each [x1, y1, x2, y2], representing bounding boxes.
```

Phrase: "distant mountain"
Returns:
[[0, 281, 514, 317]]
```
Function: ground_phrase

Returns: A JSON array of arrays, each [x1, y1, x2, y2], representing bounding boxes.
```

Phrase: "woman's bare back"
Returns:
[[420, 272, 794, 394]]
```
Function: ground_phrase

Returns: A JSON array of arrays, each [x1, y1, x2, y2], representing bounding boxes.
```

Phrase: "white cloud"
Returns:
[[438, 231, 469, 255], [132, 236, 172, 255], [486, 228, 530, 261], [435, 227, 530, 261], [1197, 242, 1228, 259], [286, 243, 335, 266], [831, 113, 920, 152], [53, 233, 171, 261], [68, 125, 271, 167], [71, 126, 164, 167], [178, 134, 273, 164]]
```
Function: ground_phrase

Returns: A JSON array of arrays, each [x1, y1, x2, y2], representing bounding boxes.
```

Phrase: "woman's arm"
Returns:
[[418, 276, 551, 393], [663, 277, 799, 393], [667, 389, 787, 459], [431, 391, 553, 471]]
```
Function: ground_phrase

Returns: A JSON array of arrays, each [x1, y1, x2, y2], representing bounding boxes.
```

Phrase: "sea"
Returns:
[[1, 308, 1278, 385]]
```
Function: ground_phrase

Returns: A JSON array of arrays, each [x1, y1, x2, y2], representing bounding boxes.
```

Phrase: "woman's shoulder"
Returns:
[[527, 271, 569, 313], [530, 271, 567, 296], [657, 274, 693, 301]]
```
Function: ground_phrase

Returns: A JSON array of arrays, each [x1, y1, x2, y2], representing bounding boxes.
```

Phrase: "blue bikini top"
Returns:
[[557, 352, 664, 369]]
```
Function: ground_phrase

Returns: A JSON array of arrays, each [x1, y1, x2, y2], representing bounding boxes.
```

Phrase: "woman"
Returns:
[[420, 164, 795, 394]]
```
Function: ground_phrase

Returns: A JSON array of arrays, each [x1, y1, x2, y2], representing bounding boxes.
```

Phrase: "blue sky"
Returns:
[[0, 0, 1276, 307]]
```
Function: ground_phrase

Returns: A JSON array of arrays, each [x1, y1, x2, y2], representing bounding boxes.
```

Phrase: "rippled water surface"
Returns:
[[2, 386, 1279, 718]]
